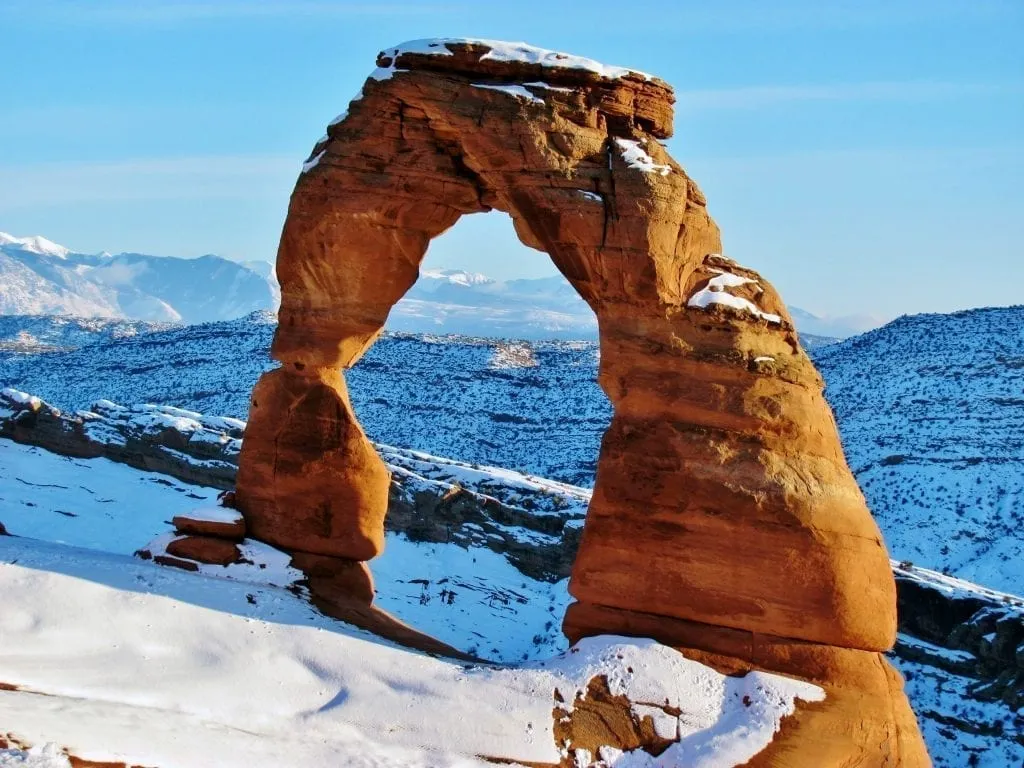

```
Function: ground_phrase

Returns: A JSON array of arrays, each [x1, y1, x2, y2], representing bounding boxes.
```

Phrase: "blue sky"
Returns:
[[1, 0, 1021, 320]]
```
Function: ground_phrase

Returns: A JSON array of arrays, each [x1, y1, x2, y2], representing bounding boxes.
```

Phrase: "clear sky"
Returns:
[[1, 0, 1021, 321]]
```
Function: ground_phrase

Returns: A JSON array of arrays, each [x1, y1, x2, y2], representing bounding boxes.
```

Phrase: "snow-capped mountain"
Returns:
[[0, 232, 278, 323], [386, 270, 598, 339], [0, 232, 70, 258], [0, 305, 1021, 597], [785, 305, 887, 340]]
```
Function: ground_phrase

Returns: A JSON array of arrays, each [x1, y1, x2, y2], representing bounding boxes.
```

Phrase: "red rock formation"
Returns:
[[233, 39, 929, 764], [171, 511, 245, 540], [165, 535, 243, 566]]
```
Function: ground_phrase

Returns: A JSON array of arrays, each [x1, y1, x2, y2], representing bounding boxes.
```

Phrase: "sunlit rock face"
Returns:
[[234, 38, 929, 765]]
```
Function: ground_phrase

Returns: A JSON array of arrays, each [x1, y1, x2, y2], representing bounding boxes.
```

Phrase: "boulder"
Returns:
[[165, 535, 243, 567]]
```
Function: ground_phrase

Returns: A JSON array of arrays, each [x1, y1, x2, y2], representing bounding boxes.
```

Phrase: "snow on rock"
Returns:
[[376, 38, 653, 81], [524, 81, 573, 92], [0, 743, 72, 768], [86, 400, 245, 442], [544, 638, 824, 767], [141, 532, 303, 588], [176, 505, 244, 526], [688, 267, 782, 325], [328, 87, 365, 126], [476, 40, 652, 80], [489, 341, 539, 369], [472, 82, 545, 103], [893, 560, 1024, 608], [613, 138, 671, 176], [0, 535, 821, 768], [1, 387, 41, 406], [378, 442, 591, 519], [300, 150, 325, 174]]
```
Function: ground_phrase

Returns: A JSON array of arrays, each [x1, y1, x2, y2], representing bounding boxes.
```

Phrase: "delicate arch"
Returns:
[[236, 39, 897, 655]]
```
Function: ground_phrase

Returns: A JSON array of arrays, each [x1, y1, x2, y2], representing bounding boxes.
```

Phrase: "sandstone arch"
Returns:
[[235, 39, 929, 764]]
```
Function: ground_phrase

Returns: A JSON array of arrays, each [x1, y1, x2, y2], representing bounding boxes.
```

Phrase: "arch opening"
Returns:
[[387, 209, 599, 343]]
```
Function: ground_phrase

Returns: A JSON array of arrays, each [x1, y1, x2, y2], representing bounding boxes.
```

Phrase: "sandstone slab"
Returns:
[[165, 535, 243, 567], [172, 507, 245, 541]]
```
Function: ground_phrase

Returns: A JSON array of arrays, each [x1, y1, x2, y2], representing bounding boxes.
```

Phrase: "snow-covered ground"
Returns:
[[0, 440, 823, 767], [2, 412, 1023, 764], [0, 441, 219, 550], [893, 655, 1022, 768]]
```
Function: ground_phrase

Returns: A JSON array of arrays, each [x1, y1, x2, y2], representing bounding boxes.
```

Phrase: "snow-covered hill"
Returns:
[[0, 232, 278, 323], [814, 306, 1024, 592], [0, 392, 1020, 766], [0, 306, 1021, 595], [0, 404, 824, 767]]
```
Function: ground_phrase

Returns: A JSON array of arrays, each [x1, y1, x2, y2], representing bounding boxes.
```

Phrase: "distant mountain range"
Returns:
[[1, 231, 874, 340], [0, 232, 278, 324]]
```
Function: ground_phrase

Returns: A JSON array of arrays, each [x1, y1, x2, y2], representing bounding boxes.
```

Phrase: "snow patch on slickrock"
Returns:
[[376, 38, 655, 81], [686, 260, 782, 324], [613, 138, 672, 176]]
